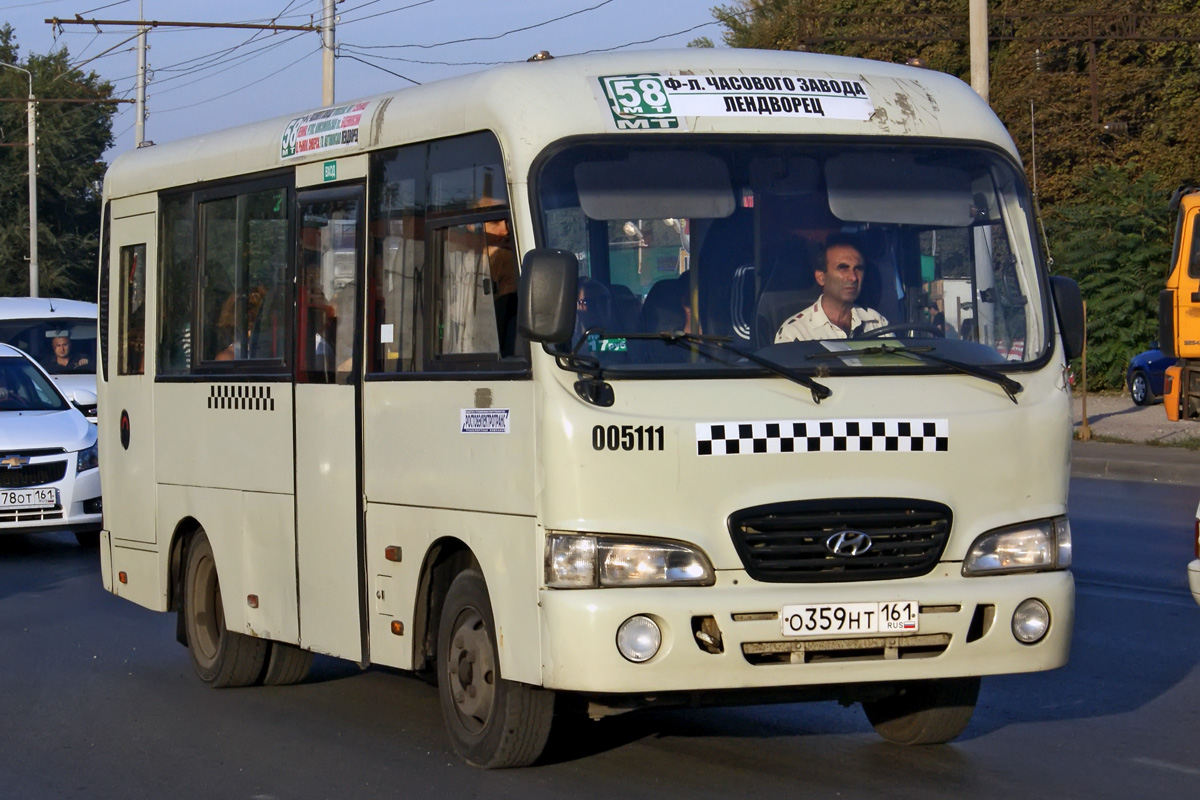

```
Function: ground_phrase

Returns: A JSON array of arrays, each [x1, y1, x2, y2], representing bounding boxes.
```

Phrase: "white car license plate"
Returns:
[[780, 601, 919, 637], [0, 488, 57, 510]]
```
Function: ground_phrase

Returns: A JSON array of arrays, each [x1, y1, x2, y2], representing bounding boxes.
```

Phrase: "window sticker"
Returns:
[[281, 101, 371, 160]]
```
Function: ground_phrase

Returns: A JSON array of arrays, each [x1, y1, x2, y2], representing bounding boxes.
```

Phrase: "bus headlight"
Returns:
[[962, 516, 1071, 576], [76, 441, 99, 474], [545, 533, 715, 588]]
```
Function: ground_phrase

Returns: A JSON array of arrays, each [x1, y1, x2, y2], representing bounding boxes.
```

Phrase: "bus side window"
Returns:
[[119, 243, 147, 375], [159, 194, 195, 374], [368, 131, 520, 374], [369, 143, 425, 373], [198, 187, 289, 367]]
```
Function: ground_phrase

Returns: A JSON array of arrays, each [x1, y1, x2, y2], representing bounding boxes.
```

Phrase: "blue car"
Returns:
[[1126, 344, 1174, 405]]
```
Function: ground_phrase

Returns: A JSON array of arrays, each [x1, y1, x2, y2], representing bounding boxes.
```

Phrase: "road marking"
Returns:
[[1131, 757, 1200, 777]]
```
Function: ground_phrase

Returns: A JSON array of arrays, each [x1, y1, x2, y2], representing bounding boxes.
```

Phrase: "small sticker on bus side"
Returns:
[[461, 408, 511, 434]]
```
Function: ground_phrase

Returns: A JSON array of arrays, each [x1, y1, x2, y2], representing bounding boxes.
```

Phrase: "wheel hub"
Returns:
[[446, 608, 496, 733]]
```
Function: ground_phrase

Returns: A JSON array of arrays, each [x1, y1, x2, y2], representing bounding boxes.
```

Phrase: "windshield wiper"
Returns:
[[644, 330, 832, 403], [559, 329, 832, 404], [807, 342, 1023, 404]]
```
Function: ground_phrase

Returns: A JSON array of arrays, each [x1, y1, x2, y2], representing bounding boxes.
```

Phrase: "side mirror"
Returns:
[[1050, 275, 1084, 361], [71, 389, 98, 406], [518, 249, 578, 345]]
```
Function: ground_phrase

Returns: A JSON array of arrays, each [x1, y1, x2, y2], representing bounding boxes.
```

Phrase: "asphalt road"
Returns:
[[1, 476, 1198, 799]]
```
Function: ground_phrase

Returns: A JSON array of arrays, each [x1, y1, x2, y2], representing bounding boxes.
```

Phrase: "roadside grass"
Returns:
[[1144, 435, 1200, 451]]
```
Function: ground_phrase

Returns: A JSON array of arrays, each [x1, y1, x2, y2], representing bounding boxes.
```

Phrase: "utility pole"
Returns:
[[969, 0, 988, 103], [47, 15, 322, 144], [323, 0, 336, 106], [0, 62, 38, 297], [136, 1, 147, 146]]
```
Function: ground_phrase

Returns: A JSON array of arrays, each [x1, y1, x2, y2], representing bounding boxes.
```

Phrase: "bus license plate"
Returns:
[[780, 601, 919, 637], [0, 488, 57, 510]]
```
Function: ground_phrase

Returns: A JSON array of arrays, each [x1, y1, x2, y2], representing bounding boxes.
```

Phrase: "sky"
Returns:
[[0, 0, 724, 157]]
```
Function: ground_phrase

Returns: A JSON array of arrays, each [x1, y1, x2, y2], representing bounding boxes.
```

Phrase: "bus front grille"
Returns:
[[728, 499, 952, 582]]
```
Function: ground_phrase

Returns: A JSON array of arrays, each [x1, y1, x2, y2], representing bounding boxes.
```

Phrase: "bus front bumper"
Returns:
[[536, 566, 1073, 694]]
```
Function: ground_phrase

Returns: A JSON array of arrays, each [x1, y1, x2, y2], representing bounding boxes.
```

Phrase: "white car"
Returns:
[[0, 297, 97, 422], [0, 343, 101, 546], [1191, 501, 1200, 606]]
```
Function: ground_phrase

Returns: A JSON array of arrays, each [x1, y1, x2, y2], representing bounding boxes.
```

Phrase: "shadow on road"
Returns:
[[0, 531, 99, 602]]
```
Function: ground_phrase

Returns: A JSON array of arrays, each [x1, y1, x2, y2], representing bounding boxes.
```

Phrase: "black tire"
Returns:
[[261, 641, 313, 686], [437, 568, 554, 768], [74, 530, 100, 547], [1130, 370, 1152, 405], [183, 531, 269, 688], [862, 677, 980, 745]]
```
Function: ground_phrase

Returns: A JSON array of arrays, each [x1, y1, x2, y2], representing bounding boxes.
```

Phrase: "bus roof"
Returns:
[[103, 48, 1015, 200]]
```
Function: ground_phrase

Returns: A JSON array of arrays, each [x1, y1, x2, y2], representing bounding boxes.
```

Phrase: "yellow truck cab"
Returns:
[[1159, 188, 1200, 419]]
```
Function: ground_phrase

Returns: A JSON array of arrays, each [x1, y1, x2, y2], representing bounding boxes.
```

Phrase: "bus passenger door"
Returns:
[[293, 186, 365, 660], [103, 201, 157, 549]]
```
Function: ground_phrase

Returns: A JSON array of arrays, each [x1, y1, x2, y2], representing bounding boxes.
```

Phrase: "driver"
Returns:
[[775, 233, 888, 342]]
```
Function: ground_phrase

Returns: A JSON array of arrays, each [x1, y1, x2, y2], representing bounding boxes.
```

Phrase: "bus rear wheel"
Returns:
[[437, 568, 554, 768], [862, 676, 980, 745], [262, 641, 313, 686], [183, 530, 269, 688]]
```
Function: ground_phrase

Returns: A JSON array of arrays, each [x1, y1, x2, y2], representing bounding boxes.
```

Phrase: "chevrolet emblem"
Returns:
[[0, 455, 29, 469]]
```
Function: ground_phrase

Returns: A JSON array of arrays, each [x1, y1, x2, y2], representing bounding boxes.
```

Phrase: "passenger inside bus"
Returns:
[[576, 277, 614, 339], [214, 285, 268, 361], [774, 233, 889, 342], [484, 217, 518, 357]]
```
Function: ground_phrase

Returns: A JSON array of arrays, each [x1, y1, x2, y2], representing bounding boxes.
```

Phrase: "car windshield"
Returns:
[[0, 356, 69, 412], [535, 140, 1048, 375], [0, 317, 97, 376]]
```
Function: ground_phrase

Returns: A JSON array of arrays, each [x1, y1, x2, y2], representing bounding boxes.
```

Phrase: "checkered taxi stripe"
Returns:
[[695, 419, 949, 456], [208, 385, 275, 411]]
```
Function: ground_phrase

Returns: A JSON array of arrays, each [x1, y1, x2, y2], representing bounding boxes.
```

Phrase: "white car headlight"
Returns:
[[545, 533, 715, 588], [76, 441, 99, 474], [962, 516, 1071, 576]]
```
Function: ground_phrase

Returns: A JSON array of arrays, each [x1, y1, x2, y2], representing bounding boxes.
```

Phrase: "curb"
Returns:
[[1071, 441, 1200, 485]]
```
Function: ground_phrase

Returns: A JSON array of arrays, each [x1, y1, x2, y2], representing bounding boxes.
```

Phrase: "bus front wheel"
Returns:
[[861, 676, 980, 745], [437, 568, 554, 768], [183, 530, 269, 688]]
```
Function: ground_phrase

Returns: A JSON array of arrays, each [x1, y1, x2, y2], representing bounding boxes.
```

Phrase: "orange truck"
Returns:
[[1160, 188, 1200, 419]]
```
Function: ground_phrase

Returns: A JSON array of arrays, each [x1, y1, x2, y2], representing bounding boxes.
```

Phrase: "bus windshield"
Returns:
[[536, 140, 1048, 374]]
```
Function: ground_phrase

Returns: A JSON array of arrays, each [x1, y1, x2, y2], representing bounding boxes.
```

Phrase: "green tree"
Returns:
[[0, 25, 116, 300], [1048, 166, 1172, 390]]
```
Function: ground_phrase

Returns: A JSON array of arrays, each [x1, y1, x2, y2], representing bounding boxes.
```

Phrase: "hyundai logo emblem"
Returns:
[[825, 530, 872, 557]]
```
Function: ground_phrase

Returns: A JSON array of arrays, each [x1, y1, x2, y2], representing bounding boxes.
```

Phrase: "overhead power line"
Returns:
[[46, 17, 318, 33], [46, 14, 328, 146]]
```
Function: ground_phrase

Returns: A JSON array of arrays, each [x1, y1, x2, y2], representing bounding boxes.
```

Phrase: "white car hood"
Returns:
[[0, 408, 95, 453]]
